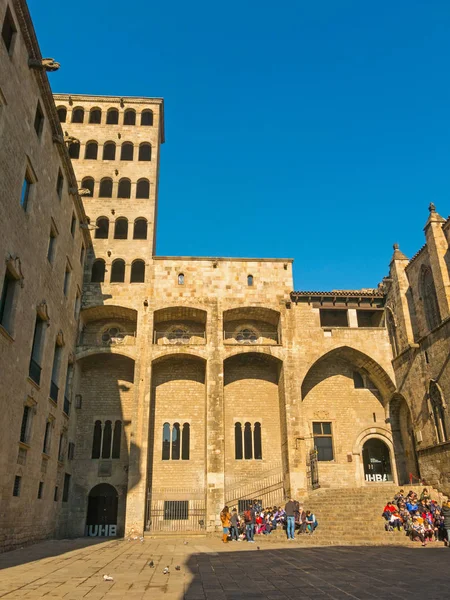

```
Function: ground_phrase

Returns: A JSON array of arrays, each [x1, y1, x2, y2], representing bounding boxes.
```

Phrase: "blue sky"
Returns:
[[29, 0, 450, 290]]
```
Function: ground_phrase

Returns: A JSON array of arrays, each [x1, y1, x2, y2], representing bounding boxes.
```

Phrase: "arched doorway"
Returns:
[[362, 439, 393, 483], [86, 484, 118, 537]]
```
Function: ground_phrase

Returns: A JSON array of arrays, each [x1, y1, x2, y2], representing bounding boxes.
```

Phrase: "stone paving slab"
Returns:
[[0, 537, 449, 599]]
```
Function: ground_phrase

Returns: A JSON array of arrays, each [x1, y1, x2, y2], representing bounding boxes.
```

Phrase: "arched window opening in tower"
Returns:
[[85, 141, 98, 160], [106, 108, 119, 124], [99, 178, 113, 198], [110, 259, 125, 283], [178, 273, 184, 285], [103, 141, 116, 160], [57, 106, 67, 123], [68, 142, 80, 159], [136, 179, 150, 199], [138, 143, 151, 161], [118, 178, 131, 198], [71, 107, 84, 123], [81, 177, 94, 197], [123, 109, 136, 125], [130, 260, 145, 283], [89, 108, 101, 124], [91, 259, 105, 283], [141, 110, 153, 126], [247, 274, 254, 286], [133, 218, 147, 239], [114, 218, 128, 240], [95, 217, 109, 239], [120, 142, 134, 161], [162, 422, 190, 460]]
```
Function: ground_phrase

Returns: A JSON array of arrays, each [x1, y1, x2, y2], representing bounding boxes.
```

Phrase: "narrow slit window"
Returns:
[[101, 420, 112, 458], [182, 423, 190, 460], [235, 422, 243, 460]]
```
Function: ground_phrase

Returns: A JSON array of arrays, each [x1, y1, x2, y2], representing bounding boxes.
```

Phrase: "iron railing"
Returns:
[[78, 331, 136, 347], [146, 499, 206, 532], [63, 395, 70, 416], [223, 331, 280, 344], [153, 331, 206, 345], [49, 380, 59, 403], [29, 358, 41, 385]]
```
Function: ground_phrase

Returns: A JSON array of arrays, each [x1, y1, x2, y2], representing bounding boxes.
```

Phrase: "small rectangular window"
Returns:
[[80, 245, 85, 266], [63, 262, 72, 296], [34, 102, 44, 138], [0, 268, 18, 333], [62, 473, 71, 502], [38, 481, 44, 499], [43, 420, 52, 454], [1, 6, 17, 54], [56, 170, 64, 199], [313, 422, 334, 461], [20, 173, 32, 210], [47, 226, 57, 263], [164, 500, 188, 520], [54, 486, 59, 502], [29, 315, 46, 384], [13, 475, 21, 497], [70, 214, 76, 237], [320, 309, 348, 328]]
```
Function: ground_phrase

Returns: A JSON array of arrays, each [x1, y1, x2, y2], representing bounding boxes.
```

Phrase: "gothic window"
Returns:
[[101, 421, 112, 458], [71, 107, 84, 123], [68, 142, 80, 159], [236, 328, 258, 344], [99, 177, 113, 198], [234, 422, 243, 459], [120, 142, 134, 161], [91, 259, 105, 283], [95, 217, 109, 239], [89, 108, 101, 124], [162, 422, 190, 460], [81, 177, 94, 196], [123, 109, 136, 125], [430, 381, 448, 443], [118, 178, 131, 198], [421, 266, 441, 331], [130, 260, 145, 283], [136, 178, 150, 199], [141, 110, 153, 126], [103, 142, 116, 160], [114, 218, 128, 239], [138, 143, 151, 161], [106, 108, 119, 124], [57, 106, 67, 123], [110, 259, 125, 283], [85, 141, 98, 160], [133, 218, 147, 239]]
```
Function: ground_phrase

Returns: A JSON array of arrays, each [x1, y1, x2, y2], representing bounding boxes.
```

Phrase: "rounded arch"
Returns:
[[301, 346, 396, 402], [102, 141, 116, 161], [120, 142, 134, 161], [81, 177, 94, 197], [89, 107, 102, 124], [113, 217, 128, 239], [353, 428, 398, 484], [56, 106, 67, 123], [99, 177, 113, 198], [138, 142, 152, 161], [123, 108, 136, 125], [133, 217, 148, 239], [151, 351, 207, 368], [136, 178, 150, 199], [141, 109, 153, 126], [71, 107, 84, 123], [91, 258, 105, 283], [223, 351, 282, 385], [223, 306, 280, 326], [86, 483, 118, 530], [76, 345, 137, 361], [68, 141, 80, 159], [88, 483, 118, 498], [130, 259, 145, 283], [118, 178, 131, 198], [80, 304, 138, 325], [110, 259, 125, 283], [85, 140, 98, 160], [106, 108, 119, 124], [95, 216, 109, 239]]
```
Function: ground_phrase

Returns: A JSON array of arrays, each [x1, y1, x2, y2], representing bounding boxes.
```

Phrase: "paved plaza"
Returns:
[[0, 537, 449, 600]]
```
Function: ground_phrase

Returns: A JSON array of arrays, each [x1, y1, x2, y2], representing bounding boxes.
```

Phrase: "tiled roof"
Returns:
[[291, 289, 384, 298]]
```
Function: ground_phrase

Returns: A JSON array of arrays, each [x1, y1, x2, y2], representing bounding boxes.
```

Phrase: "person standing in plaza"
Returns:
[[441, 500, 450, 546], [244, 503, 256, 543], [230, 508, 240, 541], [285, 497, 296, 540], [220, 506, 231, 543]]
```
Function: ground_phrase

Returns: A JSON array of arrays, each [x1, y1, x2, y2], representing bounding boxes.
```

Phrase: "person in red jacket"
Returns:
[[383, 501, 397, 513]]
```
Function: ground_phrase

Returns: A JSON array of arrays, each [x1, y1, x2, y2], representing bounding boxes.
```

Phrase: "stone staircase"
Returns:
[[260, 484, 445, 546]]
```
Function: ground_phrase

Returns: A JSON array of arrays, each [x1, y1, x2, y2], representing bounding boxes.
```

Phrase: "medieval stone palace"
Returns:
[[1, 0, 449, 551]]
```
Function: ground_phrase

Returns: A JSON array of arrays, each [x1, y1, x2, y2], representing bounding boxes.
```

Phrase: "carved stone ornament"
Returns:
[[313, 410, 330, 420], [28, 58, 60, 72], [56, 330, 65, 347], [78, 188, 91, 196], [5, 255, 24, 287], [36, 301, 50, 322], [64, 135, 80, 146]]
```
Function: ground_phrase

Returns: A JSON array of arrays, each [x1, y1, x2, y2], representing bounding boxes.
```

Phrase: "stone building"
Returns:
[[1, 0, 449, 552], [0, 0, 90, 550]]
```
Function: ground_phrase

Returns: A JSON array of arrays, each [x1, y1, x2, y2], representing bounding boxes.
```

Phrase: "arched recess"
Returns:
[[223, 352, 286, 506], [147, 354, 207, 530], [153, 306, 207, 345], [86, 483, 118, 528], [389, 394, 419, 484], [352, 428, 399, 486], [78, 304, 138, 350], [223, 306, 281, 345], [301, 346, 396, 404]]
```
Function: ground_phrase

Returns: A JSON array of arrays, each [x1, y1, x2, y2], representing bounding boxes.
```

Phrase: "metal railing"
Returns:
[[63, 396, 70, 416], [78, 331, 136, 347], [146, 499, 206, 532], [153, 331, 206, 345], [29, 358, 41, 385], [223, 331, 280, 344], [49, 380, 59, 403]]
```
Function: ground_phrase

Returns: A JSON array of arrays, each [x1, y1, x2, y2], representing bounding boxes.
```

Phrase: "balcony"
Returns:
[[78, 331, 136, 347], [29, 358, 42, 385], [223, 330, 280, 345], [153, 330, 206, 345], [63, 395, 70, 416], [49, 380, 59, 403]]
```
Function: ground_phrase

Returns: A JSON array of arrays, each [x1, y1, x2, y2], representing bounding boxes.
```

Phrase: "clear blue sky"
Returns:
[[29, 0, 450, 291]]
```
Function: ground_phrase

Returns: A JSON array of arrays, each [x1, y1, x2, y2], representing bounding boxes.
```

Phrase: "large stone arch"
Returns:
[[352, 427, 399, 486], [223, 306, 281, 345], [301, 345, 396, 404], [153, 306, 207, 346]]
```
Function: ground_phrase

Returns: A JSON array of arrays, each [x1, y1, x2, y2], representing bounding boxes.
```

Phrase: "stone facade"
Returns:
[[1, 0, 449, 553]]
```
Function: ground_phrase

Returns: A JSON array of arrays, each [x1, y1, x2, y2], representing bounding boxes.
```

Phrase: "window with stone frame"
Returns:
[[162, 422, 190, 460], [312, 422, 334, 461], [234, 421, 262, 460]]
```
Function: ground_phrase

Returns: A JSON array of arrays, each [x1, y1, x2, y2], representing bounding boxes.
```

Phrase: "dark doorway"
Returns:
[[362, 439, 393, 482], [86, 484, 118, 536]]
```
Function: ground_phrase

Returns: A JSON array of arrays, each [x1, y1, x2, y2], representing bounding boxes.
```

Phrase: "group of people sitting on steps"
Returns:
[[382, 487, 450, 546], [220, 497, 318, 543]]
